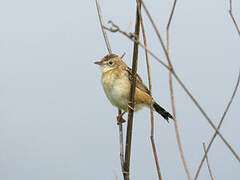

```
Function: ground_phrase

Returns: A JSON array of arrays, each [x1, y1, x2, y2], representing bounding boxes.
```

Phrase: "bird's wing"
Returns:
[[124, 67, 150, 95]]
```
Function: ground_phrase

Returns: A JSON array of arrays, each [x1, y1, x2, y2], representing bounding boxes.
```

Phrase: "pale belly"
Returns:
[[101, 74, 145, 111], [102, 77, 129, 111]]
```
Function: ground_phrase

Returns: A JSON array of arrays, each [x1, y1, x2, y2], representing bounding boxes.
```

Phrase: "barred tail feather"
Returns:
[[153, 102, 173, 123]]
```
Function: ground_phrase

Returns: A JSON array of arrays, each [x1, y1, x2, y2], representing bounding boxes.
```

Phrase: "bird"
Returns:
[[94, 54, 173, 124]]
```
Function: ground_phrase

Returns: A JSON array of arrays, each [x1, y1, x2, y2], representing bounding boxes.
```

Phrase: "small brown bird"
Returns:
[[94, 54, 173, 124]]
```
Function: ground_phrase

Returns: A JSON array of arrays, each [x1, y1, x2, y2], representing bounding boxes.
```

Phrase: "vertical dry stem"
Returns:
[[123, 1, 141, 179], [166, 1, 192, 179], [95, 0, 125, 174], [119, 108, 125, 172], [139, 8, 162, 180], [139, 0, 193, 179]]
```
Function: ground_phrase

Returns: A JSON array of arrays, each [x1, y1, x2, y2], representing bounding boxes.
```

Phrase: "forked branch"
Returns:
[[194, 72, 240, 179], [104, 21, 240, 163], [202, 142, 215, 180]]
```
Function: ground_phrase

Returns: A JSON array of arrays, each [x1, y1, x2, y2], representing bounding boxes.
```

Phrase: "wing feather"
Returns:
[[124, 67, 150, 95]]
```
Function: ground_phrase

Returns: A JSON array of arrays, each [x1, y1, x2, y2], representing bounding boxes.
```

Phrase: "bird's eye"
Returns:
[[108, 61, 113, 65]]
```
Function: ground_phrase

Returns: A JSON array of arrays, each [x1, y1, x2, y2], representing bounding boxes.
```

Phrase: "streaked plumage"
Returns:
[[95, 54, 173, 123]]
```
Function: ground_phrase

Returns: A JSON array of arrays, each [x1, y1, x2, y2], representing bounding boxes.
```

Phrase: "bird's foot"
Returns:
[[117, 111, 126, 125]]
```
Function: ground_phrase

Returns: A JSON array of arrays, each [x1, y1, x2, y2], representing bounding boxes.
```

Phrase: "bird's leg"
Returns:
[[117, 111, 126, 125], [116, 101, 135, 125]]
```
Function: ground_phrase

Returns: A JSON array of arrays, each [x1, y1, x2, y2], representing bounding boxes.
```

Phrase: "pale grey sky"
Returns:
[[0, 0, 239, 180]]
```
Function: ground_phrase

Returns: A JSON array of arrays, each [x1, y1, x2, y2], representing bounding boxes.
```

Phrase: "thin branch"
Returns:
[[119, 109, 125, 172], [229, 0, 240, 37], [202, 142, 215, 180], [139, 8, 162, 180], [123, 1, 141, 179], [104, 20, 240, 163], [141, 0, 173, 68], [166, 0, 192, 179], [166, 0, 178, 30], [95, 0, 125, 175], [104, 22, 169, 70], [105, 0, 240, 162], [166, 0, 178, 56], [97, 0, 240, 178], [194, 71, 240, 179], [95, 0, 112, 53], [173, 68, 240, 162]]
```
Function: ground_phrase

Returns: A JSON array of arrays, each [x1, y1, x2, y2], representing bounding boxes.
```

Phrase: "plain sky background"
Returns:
[[0, 0, 239, 180]]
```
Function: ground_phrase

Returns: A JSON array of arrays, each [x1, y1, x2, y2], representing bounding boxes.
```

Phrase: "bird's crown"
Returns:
[[102, 54, 118, 61]]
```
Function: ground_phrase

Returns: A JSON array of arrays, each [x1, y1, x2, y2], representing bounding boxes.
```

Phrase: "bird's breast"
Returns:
[[101, 69, 130, 110]]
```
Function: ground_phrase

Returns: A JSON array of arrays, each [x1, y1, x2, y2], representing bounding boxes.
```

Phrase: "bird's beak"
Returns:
[[94, 61, 102, 65]]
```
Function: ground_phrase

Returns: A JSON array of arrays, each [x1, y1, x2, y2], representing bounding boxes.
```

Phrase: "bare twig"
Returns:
[[104, 22, 169, 70], [123, 1, 141, 179], [95, 0, 112, 53], [97, 0, 240, 178], [139, 7, 162, 180], [95, 0, 125, 174], [169, 74, 193, 180], [166, 0, 178, 31], [173, 72, 240, 163], [202, 142, 215, 180], [166, 0, 178, 56], [165, 0, 192, 179], [194, 71, 240, 179], [104, 13, 240, 164], [140, 3, 239, 161], [119, 109, 125, 172], [141, 1, 173, 68], [229, 0, 240, 37]]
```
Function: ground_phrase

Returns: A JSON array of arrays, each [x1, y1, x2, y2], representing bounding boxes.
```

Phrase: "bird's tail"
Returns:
[[153, 102, 173, 122]]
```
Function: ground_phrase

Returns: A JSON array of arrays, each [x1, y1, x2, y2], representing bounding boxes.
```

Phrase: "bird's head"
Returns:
[[94, 54, 125, 73]]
